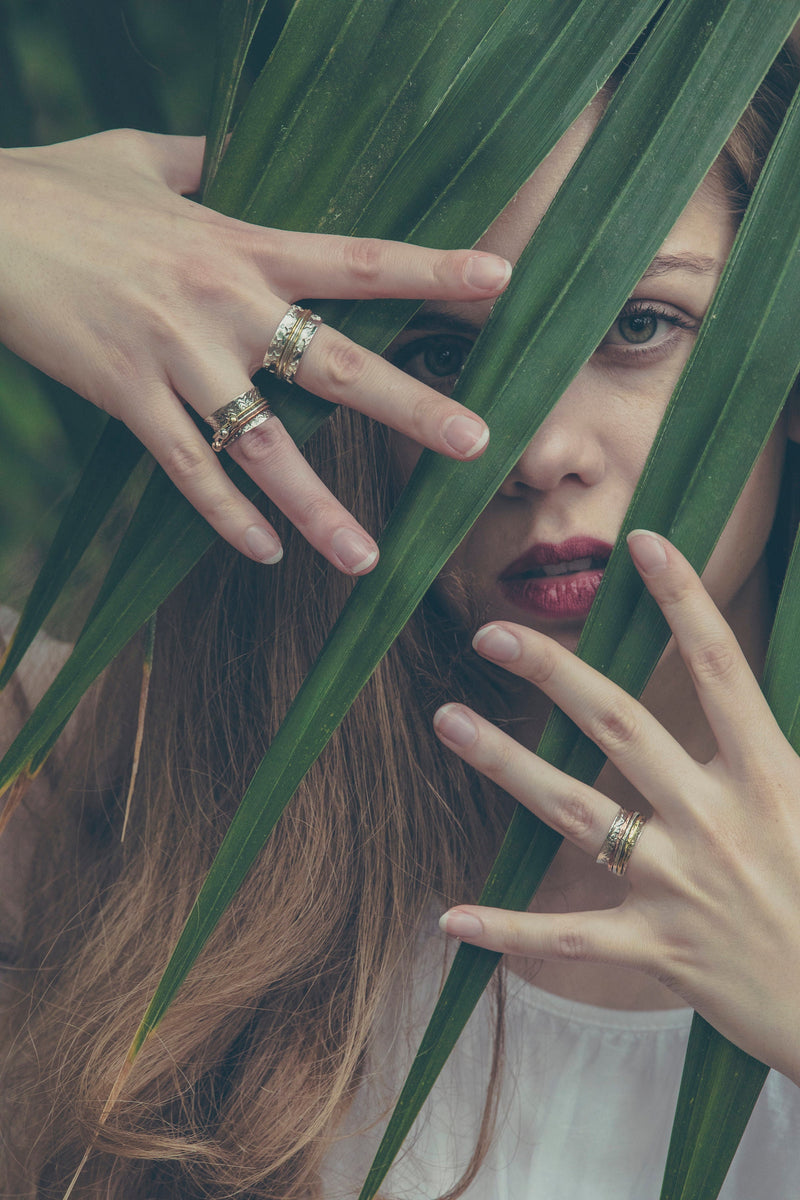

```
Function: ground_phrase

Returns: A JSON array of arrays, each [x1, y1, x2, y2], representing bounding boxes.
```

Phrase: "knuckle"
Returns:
[[587, 702, 640, 752], [527, 644, 559, 687], [139, 303, 185, 353], [174, 252, 238, 308], [650, 936, 687, 990], [204, 492, 241, 526], [554, 925, 588, 961], [324, 339, 369, 390], [97, 340, 146, 393], [687, 637, 738, 687], [295, 491, 332, 531], [105, 127, 152, 162], [343, 237, 384, 284], [436, 249, 469, 286], [485, 735, 515, 777], [163, 437, 209, 482], [407, 390, 440, 435], [252, 226, 282, 274], [659, 573, 695, 608], [652, 962, 681, 992], [233, 418, 285, 466], [499, 918, 530, 958], [552, 791, 594, 840], [690, 806, 737, 860]]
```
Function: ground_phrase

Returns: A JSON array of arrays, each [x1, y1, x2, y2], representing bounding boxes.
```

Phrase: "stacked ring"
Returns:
[[262, 303, 322, 382], [205, 386, 272, 453], [595, 807, 647, 877]]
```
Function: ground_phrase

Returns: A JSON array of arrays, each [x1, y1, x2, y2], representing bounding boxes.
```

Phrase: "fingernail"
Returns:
[[332, 528, 379, 574], [472, 624, 521, 662], [245, 525, 283, 564], [434, 704, 478, 747], [442, 414, 489, 457], [464, 254, 512, 292], [439, 909, 484, 938], [627, 530, 668, 573]]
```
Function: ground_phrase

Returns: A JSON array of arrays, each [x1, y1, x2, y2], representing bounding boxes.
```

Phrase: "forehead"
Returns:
[[473, 104, 736, 283]]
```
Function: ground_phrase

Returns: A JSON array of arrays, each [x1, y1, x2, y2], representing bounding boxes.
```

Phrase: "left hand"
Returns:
[[433, 529, 800, 1084]]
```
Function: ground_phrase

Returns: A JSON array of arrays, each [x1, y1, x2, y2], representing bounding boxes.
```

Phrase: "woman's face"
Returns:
[[387, 112, 793, 653]]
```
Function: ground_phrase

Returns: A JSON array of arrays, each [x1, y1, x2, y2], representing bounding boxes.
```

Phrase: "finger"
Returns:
[[123, 384, 285, 563], [258, 229, 512, 301], [438, 904, 654, 974], [433, 703, 621, 858], [626, 530, 775, 764], [471, 623, 701, 816], [167, 355, 382, 574], [168, 360, 380, 575], [227, 418, 379, 574], [176, 316, 490, 464], [295, 323, 490, 459]]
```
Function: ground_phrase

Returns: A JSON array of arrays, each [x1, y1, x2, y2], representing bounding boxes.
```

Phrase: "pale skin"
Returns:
[[0, 129, 509, 573], [382, 117, 800, 1086]]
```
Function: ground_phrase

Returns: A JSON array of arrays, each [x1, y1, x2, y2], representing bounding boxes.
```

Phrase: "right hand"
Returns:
[[0, 129, 511, 573]]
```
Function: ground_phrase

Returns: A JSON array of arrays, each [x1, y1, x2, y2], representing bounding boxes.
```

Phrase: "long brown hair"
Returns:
[[0, 403, 514, 1198], [2, 38, 799, 1200]]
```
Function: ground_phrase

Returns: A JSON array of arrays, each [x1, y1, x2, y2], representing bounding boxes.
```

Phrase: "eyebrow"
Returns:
[[401, 251, 722, 335], [641, 252, 721, 279]]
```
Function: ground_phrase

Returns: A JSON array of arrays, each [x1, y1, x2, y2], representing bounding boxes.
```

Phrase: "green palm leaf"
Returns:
[[764, 518, 800, 742], [200, 0, 273, 194], [0, 420, 142, 689]]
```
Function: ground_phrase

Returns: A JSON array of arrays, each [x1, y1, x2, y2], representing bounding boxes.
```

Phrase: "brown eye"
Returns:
[[422, 338, 468, 377], [387, 333, 474, 394], [599, 300, 698, 363], [617, 312, 659, 343]]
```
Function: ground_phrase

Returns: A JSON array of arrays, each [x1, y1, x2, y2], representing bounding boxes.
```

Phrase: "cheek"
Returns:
[[703, 424, 786, 605]]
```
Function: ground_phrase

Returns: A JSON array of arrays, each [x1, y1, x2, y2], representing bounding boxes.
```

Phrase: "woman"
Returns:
[[1, 33, 799, 1200]]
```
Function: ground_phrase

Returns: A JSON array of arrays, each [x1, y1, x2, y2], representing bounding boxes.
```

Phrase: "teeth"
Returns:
[[541, 556, 593, 577]]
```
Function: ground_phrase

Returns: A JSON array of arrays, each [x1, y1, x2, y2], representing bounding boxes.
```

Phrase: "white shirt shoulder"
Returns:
[[321, 917, 800, 1199]]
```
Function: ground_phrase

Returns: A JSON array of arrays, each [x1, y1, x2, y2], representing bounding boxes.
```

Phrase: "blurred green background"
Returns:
[[0, 0, 290, 620]]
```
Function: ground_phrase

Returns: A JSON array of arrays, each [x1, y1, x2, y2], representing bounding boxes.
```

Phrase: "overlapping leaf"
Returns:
[[200, 0, 274, 194], [0, 421, 142, 688]]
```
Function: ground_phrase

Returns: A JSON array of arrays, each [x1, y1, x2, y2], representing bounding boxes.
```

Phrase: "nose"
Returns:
[[498, 374, 605, 497]]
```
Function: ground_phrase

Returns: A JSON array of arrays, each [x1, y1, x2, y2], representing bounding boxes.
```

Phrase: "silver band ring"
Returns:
[[263, 304, 322, 383], [596, 807, 647, 877], [205, 386, 272, 453]]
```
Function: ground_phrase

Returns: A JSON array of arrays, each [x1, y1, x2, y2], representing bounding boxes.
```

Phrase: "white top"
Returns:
[[322, 924, 800, 1199]]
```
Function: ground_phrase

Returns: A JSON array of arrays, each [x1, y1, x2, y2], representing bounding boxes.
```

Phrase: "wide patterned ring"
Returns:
[[205, 386, 272, 453], [262, 304, 322, 383], [596, 807, 647, 877]]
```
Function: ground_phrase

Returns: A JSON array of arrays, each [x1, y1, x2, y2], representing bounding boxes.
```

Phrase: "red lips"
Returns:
[[499, 536, 614, 619]]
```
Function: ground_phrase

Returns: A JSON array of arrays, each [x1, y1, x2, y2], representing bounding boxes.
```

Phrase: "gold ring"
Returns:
[[596, 807, 647, 877], [205, 386, 272, 452], [263, 304, 322, 382]]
